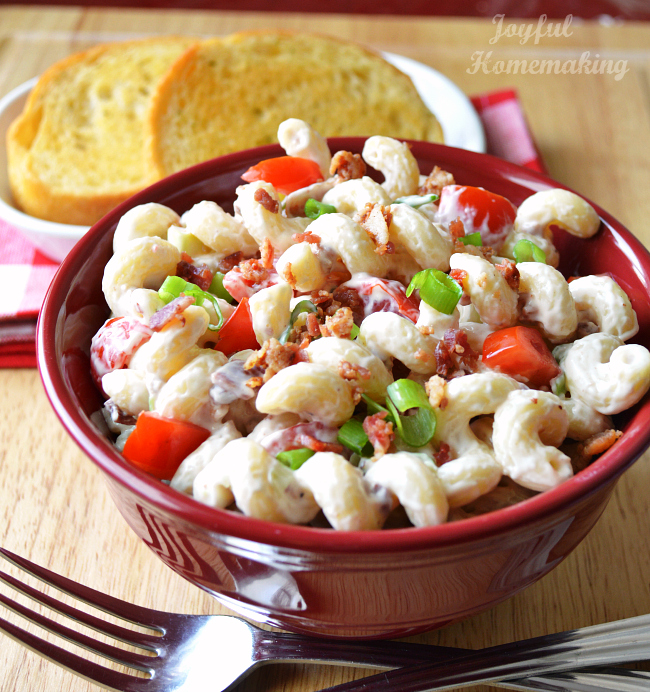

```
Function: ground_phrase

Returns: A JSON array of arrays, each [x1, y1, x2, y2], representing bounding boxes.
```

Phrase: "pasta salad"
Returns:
[[91, 118, 650, 530]]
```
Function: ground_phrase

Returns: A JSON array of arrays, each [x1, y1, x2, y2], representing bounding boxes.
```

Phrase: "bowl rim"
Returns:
[[37, 139, 650, 554], [0, 77, 89, 240]]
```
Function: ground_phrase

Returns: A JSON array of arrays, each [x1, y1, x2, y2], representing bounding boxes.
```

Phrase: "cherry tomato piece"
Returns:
[[215, 297, 260, 357], [122, 412, 210, 480], [241, 156, 324, 195], [90, 317, 153, 391], [353, 277, 420, 323], [482, 326, 561, 389], [437, 185, 517, 247]]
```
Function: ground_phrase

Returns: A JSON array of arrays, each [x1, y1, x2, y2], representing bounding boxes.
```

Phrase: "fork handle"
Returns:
[[316, 615, 650, 691], [253, 630, 650, 692], [252, 629, 463, 668]]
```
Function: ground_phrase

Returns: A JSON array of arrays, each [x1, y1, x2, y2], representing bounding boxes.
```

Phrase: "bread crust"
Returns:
[[7, 36, 197, 225], [147, 30, 444, 178]]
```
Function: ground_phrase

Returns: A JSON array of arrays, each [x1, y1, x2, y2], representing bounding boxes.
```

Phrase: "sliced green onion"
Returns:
[[513, 238, 546, 263], [551, 372, 566, 397], [393, 193, 439, 208], [361, 393, 391, 418], [305, 198, 336, 219], [406, 269, 462, 315], [158, 276, 224, 331], [338, 419, 374, 457], [158, 275, 187, 304], [349, 324, 360, 340], [386, 379, 431, 411], [208, 271, 234, 304], [459, 231, 482, 247], [385, 379, 436, 448], [279, 300, 319, 344], [276, 448, 315, 470]]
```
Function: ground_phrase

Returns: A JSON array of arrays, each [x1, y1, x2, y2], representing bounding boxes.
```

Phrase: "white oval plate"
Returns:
[[384, 52, 486, 154]]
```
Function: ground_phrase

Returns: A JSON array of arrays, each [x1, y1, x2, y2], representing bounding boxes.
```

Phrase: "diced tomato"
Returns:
[[222, 265, 280, 302], [215, 297, 260, 357], [241, 156, 324, 195], [90, 317, 153, 391], [122, 412, 210, 480], [349, 277, 420, 323], [437, 185, 517, 248], [482, 326, 561, 389]]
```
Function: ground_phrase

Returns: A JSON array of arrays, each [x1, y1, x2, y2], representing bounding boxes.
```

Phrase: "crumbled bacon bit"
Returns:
[[330, 150, 366, 181], [254, 187, 279, 214], [176, 259, 213, 291], [414, 348, 432, 362], [324, 269, 352, 288], [306, 312, 322, 337], [292, 230, 321, 244], [580, 429, 622, 458], [453, 239, 495, 261], [320, 307, 355, 339], [418, 165, 455, 197], [293, 346, 311, 362], [105, 399, 137, 427], [281, 261, 297, 289], [299, 434, 344, 454], [310, 289, 332, 306], [244, 338, 304, 382], [239, 258, 269, 284], [260, 237, 274, 269], [564, 429, 622, 473], [495, 258, 520, 291], [435, 328, 479, 379], [338, 360, 371, 382], [449, 217, 466, 242], [149, 295, 195, 331], [363, 412, 394, 456], [217, 251, 244, 273], [449, 268, 468, 289], [332, 285, 365, 325], [246, 376, 264, 389], [433, 442, 452, 466], [355, 203, 393, 255]]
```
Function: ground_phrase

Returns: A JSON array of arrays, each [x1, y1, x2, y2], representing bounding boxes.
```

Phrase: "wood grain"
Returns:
[[1, 7, 649, 691]]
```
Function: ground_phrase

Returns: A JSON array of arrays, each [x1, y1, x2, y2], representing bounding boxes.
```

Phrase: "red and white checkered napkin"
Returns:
[[0, 88, 544, 369], [0, 218, 59, 368]]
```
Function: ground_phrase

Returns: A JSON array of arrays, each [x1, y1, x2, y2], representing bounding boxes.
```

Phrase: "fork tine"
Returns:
[[0, 548, 164, 630], [0, 613, 148, 692], [0, 568, 162, 651], [0, 589, 156, 673]]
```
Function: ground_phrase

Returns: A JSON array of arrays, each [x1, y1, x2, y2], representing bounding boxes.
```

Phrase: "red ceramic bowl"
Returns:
[[37, 139, 650, 639]]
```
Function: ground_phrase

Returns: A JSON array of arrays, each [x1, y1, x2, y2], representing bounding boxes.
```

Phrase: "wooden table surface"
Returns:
[[1, 6, 650, 692]]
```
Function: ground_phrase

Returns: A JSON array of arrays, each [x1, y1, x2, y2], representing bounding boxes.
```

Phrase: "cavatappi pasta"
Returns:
[[91, 119, 650, 530]]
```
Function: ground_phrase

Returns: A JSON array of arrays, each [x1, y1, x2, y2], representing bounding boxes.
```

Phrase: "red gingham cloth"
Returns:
[[0, 88, 544, 369]]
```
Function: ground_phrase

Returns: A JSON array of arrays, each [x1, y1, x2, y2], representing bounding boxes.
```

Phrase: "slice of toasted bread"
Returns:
[[7, 36, 196, 225], [147, 31, 444, 178]]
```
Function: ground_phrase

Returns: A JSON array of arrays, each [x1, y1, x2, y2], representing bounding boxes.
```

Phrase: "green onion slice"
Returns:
[[406, 269, 462, 315], [158, 276, 224, 331], [361, 393, 390, 418], [393, 193, 439, 208], [276, 448, 315, 470], [459, 231, 483, 247], [338, 418, 374, 457], [208, 271, 234, 304], [279, 300, 319, 344], [385, 379, 437, 448], [551, 372, 567, 397], [349, 324, 360, 340], [513, 238, 546, 263], [305, 198, 336, 219]]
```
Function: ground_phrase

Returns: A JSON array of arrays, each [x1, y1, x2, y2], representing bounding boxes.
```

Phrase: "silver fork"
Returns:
[[0, 547, 648, 692]]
